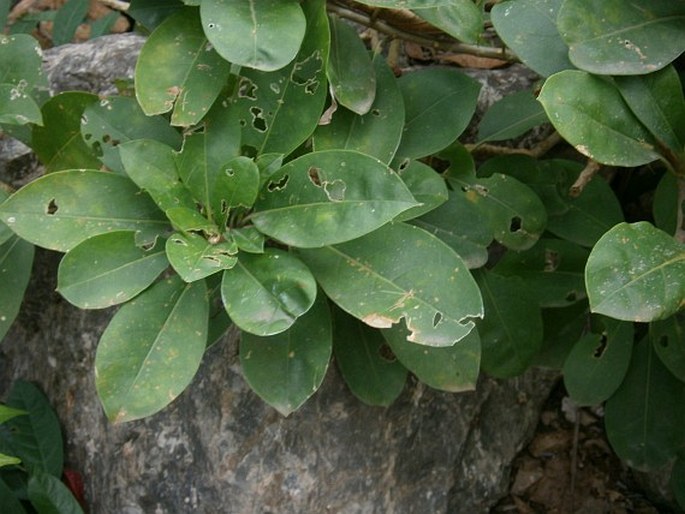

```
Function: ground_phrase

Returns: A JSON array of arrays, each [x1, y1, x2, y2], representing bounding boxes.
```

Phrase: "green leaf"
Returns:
[[57, 231, 168, 309], [585, 222, 685, 322], [314, 54, 404, 164], [491, 0, 572, 77], [166, 232, 237, 282], [326, 16, 376, 115], [165, 207, 218, 236], [233, 0, 329, 156], [0, 0, 9, 30], [395, 67, 480, 160], [95, 276, 208, 423], [206, 278, 232, 347], [201, 0, 305, 72], [120, 140, 195, 212], [0, 452, 21, 467], [251, 150, 417, 248], [605, 339, 685, 471], [538, 70, 660, 167], [535, 301, 589, 368], [557, 0, 685, 75], [27, 471, 84, 514], [563, 318, 633, 406], [0, 237, 33, 341], [31, 92, 102, 173], [88, 10, 119, 38], [0, 405, 27, 425], [477, 89, 548, 143], [82, 96, 182, 174], [412, 0, 483, 44], [653, 172, 678, 234], [227, 226, 264, 254], [0, 189, 10, 246], [394, 160, 448, 222], [615, 65, 685, 152], [382, 322, 480, 392], [332, 307, 407, 406], [51, 0, 88, 46], [474, 270, 542, 378], [0, 84, 42, 126], [127, 0, 184, 32], [239, 293, 332, 416], [221, 249, 317, 336], [2, 381, 63, 476], [299, 222, 483, 347], [213, 156, 260, 213], [650, 313, 685, 383], [135, 8, 231, 126], [672, 457, 685, 510], [0, 477, 26, 514], [0, 34, 48, 93], [0, 170, 169, 252]]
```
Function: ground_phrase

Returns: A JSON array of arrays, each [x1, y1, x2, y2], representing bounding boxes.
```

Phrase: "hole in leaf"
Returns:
[[202, 255, 221, 266], [658, 335, 669, 348], [371, 108, 381, 117], [221, 200, 228, 214], [241, 145, 257, 159], [308, 167, 322, 187], [83, 133, 92, 141], [267, 174, 289, 192], [378, 343, 397, 363], [239, 119, 247, 127], [398, 158, 410, 172], [433, 311, 443, 328], [565, 291, 577, 302], [593, 333, 608, 358], [509, 216, 522, 232], [46, 199, 58, 215], [250, 107, 267, 132], [103, 134, 111, 143], [461, 185, 469, 193], [207, 22, 216, 29], [238, 78, 257, 100], [544, 249, 559, 272], [111, 139, 121, 147], [172, 237, 187, 246], [324, 180, 346, 202]]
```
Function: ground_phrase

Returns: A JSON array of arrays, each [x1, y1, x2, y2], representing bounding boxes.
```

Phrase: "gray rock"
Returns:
[[0, 34, 559, 513]]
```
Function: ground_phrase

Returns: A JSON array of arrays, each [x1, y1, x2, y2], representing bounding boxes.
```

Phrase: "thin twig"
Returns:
[[569, 159, 601, 198], [98, 0, 129, 11], [466, 131, 563, 159]]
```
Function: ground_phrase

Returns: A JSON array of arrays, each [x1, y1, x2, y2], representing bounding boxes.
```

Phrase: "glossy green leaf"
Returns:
[[0, 34, 48, 93], [0, 405, 27, 425], [0, 237, 33, 341], [135, 9, 231, 126], [494, 238, 589, 307], [251, 150, 417, 248], [491, 0, 572, 77], [557, 0, 685, 75], [0, 477, 26, 514], [166, 232, 237, 282], [0, 170, 169, 252], [233, 0, 329, 156], [299, 222, 483, 347], [314, 54, 404, 164], [672, 457, 685, 510], [240, 293, 332, 416], [650, 313, 685, 383], [201, 0, 305, 72], [166, 207, 218, 236], [615, 65, 685, 152], [28, 471, 84, 514], [213, 156, 260, 213], [228, 226, 264, 254], [563, 318, 633, 406], [0, 452, 21, 467], [206, 278, 232, 347], [653, 172, 678, 235], [2, 381, 62, 476], [477, 89, 548, 143], [222, 249, 317, 336], [327, 16, 376, 115], [475, 270, 542, 378], [0, 84, 42, 125], [127, 0, 184, 32], [539, 70, 660, 166], [51, 0, 88, 46], [332, 307, 407, 406], [0, 189, 10, 246], [382, 322, 480, 392], [82, 96, 182, 173], [120, 140, 195, 213], [412, 0, 483, 44], [395, 67, 480, 160], [586, 222, 685, 322], [535, 301, 589, 368], [95, 276, 208, 423], [31, 92, 101, 173], [605, 339, 685, 471], [57, 231, 168, 309], [394, 160, 448, 222]]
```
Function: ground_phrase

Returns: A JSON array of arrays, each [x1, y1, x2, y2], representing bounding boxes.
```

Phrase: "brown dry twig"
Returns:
[[569, 159, 601, 198], [466, 132, 563, 160]]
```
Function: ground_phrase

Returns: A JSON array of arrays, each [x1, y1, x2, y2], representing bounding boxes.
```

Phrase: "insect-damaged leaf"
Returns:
[[0, 84, 42, 126], [0, 236, 33, 341], [298, 222, 483, 347], [0, 170, 169, 252], [393, 160, 448, 222], [166, 231, 237, 282], [95, 276, 208, 423], [585, 222, 685, 323], [0, 34, 48, 94], [412, 0, 483, 44], [57, 231, 168, 309], [221, 249, 317, 336], [240, 293, 331, 416], [251, 150, 418, 248]]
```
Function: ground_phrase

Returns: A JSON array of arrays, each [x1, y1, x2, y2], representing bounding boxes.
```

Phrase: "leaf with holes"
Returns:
[[394, 67, 480, 161], [166, 207, 218, 236], [539, 70, 660, 166], [394, 160, 448, 222], [57, 231, 168, 309], [650, 313, 685, 383], [557, 0, 685, 75], [0, 34, 48, 95], [382, 322, 480, 392], [412, 0, 483, 44], [0, 170, 169, 252], [332, 307, 407, 406], [31, 92, 101, 173], [491, 0, 573, 77], [477, 89, 548, 143], [212, 156, 260, 215], [251, 150, 418, 248], [135, 8, 231, 126], [585, 222, 685, 322], [240, 293, 331, 416], [28, 471, 84, 514], [0, 84, 42, 126], [314, 54, 404, 164], [166, 232, 237, 283], [326, 15, 376, 115], [95, 276, 208, 423], [0, 236, 33, 341], [82, 96, 182, 174], [222, 249, 317, 336], [299, 222, 483, 347], [563, 318, 633, 406]]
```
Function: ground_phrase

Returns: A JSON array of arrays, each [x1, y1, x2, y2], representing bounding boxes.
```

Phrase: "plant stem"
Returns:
[[569, 159, 601, 198], [466, 132, 562, 159]]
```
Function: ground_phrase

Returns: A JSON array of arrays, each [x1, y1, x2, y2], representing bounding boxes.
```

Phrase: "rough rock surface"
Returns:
[[0, 34, 558, 513]]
